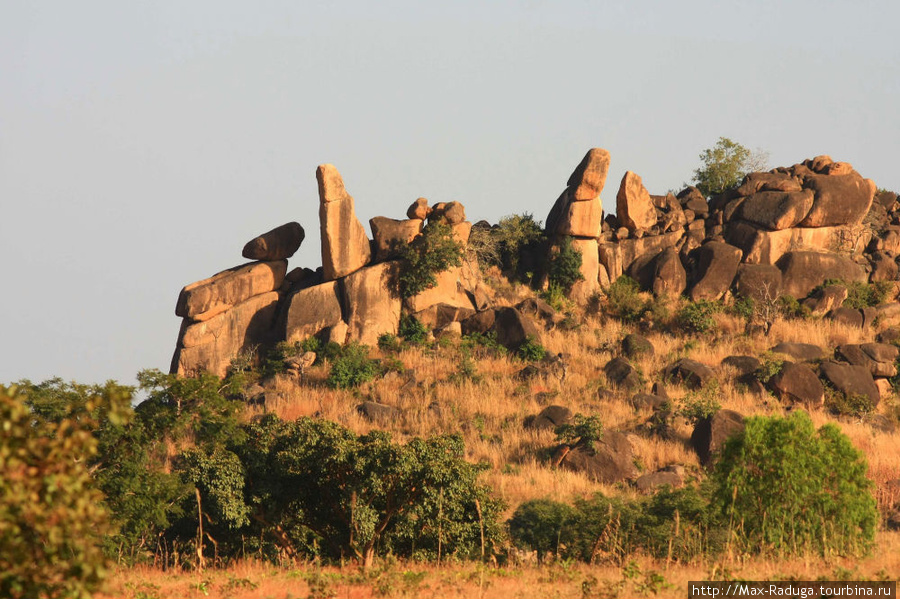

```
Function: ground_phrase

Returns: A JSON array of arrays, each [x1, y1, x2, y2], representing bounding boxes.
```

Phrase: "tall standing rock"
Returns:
[[616, 172, 656, 231], [317, 164, 372, 281], [341, 261, 402, 346], [546, 148, 610, 238]]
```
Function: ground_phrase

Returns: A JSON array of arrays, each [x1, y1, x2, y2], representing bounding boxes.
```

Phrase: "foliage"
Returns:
[[555, 414, 603, 452], [777, 295, 810, 319], [824, 390, 875, 418], [539, 284, 571, 313], [605, 276, 647, 323], [507, 499, 577, 562], [326, 343, 382, 389], [691, 137, 769, 197], [397, 222, 465, 299], [676, 300, 719, 334], [712, 411, 877, 556], [824, 279, 893, 309], [461, 331, 508, 358], [377, 333, 402, 352], [678, 384, 722, 425], [754, 352, 785, 384], [728, 296, 755, 322], [0, 384, 112, 598], [495, 213, 545, 273], [517, 336, 547, 362], [240, 416, 504, 565], [546, 237, 584, 294], [508, 485, 726, 564], [398, 314, 429, 345]]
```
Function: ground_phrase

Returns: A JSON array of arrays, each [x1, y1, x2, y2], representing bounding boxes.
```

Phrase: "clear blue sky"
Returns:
[[2, 1, 898, 386]]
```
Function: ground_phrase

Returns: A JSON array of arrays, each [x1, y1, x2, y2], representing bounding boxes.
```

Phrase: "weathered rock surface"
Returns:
[[735, 190, 814, 231], [691, 409, 745, 466], [557, 431, 637, 483], [769, 342, 826, 362], [635, 466, 684, 492], [568, 148, 611, 201], [777, 251, 866, 299], [721, 355, 761, 376], [358, 401, 399, 423], [734, 263, 782, 302], [407, 197, 431, 220], [799, 173, 875, 228], [664, 358, 716, 389], [819, 361, 880, 406], [369, 216, 422, 262], [176, 260, 288, 319], [525, 405, 574, 431], [836, 344, 898, 378], [769, 362, 824, 406], [725, 221, 846, 265], [284, 280, 343, 343], [621, 333, 654, 359], [616, 171, 656, 231], [492, 307, 541, 352], [604, 357, 643, 391], [689, 241, 742, 301], [242, 222, 305, 261], [317, 164, 372, 281], [172, 291, 281, 377], [341, 261, 401, 346]]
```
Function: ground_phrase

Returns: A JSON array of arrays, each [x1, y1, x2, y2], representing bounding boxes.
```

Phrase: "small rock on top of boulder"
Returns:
[[242, 222, 305, 261]]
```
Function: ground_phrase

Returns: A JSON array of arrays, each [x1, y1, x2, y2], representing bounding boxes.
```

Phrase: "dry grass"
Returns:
[[250, 297, 900, 514], [99, 532, 900, 599]]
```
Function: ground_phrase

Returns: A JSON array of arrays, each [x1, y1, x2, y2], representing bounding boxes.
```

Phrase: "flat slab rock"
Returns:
[[769, 342, 826, 363]]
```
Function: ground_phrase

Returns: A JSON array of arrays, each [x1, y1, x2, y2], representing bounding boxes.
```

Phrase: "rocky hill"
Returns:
[[170, 148, 898, 380]]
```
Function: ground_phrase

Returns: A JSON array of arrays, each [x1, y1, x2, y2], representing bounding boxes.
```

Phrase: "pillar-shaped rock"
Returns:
[[317, 164, 372, 281], [616, 171, 656, 231]]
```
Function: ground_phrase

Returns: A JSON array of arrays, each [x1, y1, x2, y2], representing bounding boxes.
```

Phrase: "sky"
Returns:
[[2, 1, 899, 387]]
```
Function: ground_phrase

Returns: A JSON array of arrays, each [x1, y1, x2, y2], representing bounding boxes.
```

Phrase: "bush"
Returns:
[[825, 390, 875, 418], [606, 276, 647, 322], [676, 300, 719, 334], [495, 213, 545, 273], [712, 411, 877, 556], [517, 336, 547, 362], [754, 352, 785, 384], [508, 499, 577, 562], [555, 414, 603, 452], [326, 344, 382, 389], [546, 237, 584, 294], [398, 222, 465, 299], [0, 384, 112, 598], [398, 314, 429, 345], [461, 331, 508, 358], [678, 385, 722, 425], [826, 279, 893, 309]]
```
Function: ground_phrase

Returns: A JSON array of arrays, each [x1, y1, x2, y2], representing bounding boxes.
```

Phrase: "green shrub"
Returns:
[[729, 296, 755, 322], [495, 213, 545, 273], [461, 331, 508, 358], [606, 276, 647, 322], [676, 300, 719, 334], [546, 237, 584, 294], [0, 385, 112, 598], [825, 279, 893, 309], [326, 344, 382, 389], [712, 411, 877, 556], [378, 333, 402, 352], [398, 222, 465, 298], [508, 499, 577, 562], [754, 352, 785, 384], [678, 384, 722, 425], [825, 390, 875, 418], [555, 414, 603, 452], [517, 335, 547, 362], [777, 295, 810, 319], [398, 314, 429, 345]]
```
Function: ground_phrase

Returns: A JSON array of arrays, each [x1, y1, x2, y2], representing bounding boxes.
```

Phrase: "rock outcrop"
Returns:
[[317, 164, 372, 281]]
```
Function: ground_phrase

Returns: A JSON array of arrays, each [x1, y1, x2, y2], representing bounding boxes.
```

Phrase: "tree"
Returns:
[[0, 384, 112, 598], [397, 221, 465, 299], [692, 137, 769, 197], [712, 411, 877, 556]]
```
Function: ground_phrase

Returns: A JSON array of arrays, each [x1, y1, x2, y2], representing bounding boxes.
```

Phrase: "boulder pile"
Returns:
[[171, 164, 485, 377]]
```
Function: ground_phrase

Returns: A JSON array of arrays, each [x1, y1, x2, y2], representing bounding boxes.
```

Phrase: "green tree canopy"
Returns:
[[692, 137, 769, 197]]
